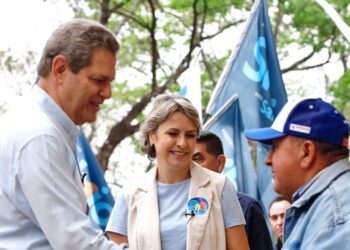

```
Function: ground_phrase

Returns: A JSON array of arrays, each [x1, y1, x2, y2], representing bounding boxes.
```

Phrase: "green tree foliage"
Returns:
[[330, 69, 350, 119], [0, 49, 36, 75], [0, 49, 37, 110], [272, 0, 350, 73]]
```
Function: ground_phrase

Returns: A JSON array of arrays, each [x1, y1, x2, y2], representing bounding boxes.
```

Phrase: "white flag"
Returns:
[[179, 47, 202, 123]]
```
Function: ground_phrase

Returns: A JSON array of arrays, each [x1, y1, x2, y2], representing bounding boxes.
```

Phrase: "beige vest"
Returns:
[[124, 162, 226, 250]]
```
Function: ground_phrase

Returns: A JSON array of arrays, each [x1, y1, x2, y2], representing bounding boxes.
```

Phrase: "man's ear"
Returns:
[[51, 55, 68, 85], [300, 140, 316, 169], [217, 154, 226, 173]]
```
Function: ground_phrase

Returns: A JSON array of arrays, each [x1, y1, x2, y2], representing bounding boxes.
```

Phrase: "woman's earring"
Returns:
[[148, 143, 156, 160]]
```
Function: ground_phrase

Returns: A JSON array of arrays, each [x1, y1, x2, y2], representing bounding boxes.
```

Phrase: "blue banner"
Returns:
[[204, 95, 257, 197], [76, 131, 115, 230], [206, 0, 287, 212]]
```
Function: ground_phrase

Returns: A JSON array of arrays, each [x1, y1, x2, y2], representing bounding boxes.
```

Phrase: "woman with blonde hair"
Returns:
[[106, 94, 249, 250]]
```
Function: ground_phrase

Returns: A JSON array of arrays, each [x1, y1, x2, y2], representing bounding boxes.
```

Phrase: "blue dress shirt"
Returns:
[[0, 86, 126, 250]]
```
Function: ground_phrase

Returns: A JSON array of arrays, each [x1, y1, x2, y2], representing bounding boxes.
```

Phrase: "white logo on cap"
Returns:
[[289, 123, 311, 134]]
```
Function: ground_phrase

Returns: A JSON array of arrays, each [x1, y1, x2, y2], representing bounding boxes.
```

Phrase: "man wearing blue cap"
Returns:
[[244, 98, 350, 249]]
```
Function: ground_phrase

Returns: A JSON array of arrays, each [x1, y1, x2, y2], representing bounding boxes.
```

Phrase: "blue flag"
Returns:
[[76, 131, 115, 230], [206, 0, 287, 212], [204, 95, 257, 197]]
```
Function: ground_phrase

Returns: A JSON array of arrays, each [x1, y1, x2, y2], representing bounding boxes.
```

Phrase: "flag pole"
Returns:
[[314, 0, 350, 43]]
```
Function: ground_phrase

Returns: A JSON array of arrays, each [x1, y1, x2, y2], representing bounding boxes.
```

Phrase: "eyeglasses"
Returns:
[[269, 213, 285, 222]]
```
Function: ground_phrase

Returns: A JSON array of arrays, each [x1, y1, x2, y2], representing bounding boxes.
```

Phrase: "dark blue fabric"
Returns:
[[204, 96, 257, 197], [238, 192, 273, 250]]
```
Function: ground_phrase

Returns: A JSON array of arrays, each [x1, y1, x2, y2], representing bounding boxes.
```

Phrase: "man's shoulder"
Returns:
[[237, 192, 263, 211], [287, 168, 350, 237], [0, 99, 59, 144], [285, 182, 350, 249], [195, 162, 225, 181]]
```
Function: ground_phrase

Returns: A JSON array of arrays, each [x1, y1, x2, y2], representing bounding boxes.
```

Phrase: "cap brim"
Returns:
[[243, 127, 285, 144]]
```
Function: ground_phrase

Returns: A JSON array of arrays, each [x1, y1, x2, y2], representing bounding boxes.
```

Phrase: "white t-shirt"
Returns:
[[106, 178, 244, 250]]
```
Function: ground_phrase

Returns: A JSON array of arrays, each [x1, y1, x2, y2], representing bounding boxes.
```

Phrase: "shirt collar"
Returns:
[[137, 162, 210, 192], [292, 158, 350, 205], [30, 85, 80, 143]]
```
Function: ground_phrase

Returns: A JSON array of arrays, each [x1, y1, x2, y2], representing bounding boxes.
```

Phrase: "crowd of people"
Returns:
[[0, 18, 350, 250]]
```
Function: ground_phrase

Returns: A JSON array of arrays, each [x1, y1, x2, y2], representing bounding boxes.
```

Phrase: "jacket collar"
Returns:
[[293, 159, 350, 207], [137, 161, 211, 191], [30, 85, 80, 147]]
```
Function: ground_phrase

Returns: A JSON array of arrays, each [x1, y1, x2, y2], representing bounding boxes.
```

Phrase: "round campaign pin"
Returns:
[[187, 197, 209, 215]]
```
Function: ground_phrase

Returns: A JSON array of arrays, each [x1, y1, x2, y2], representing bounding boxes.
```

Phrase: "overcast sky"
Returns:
[[0, 1, 73, 104], [0, 1, 73, 55]]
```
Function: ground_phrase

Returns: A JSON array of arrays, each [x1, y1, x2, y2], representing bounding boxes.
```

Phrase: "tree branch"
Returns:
[[273, 0, 284, 43], [282, 49, 332, 73], [100, 0, 130, 25], [201, 50, 216, 85], [281, 50, 315, 73], [289, 57, 331, 71], [201, 19, 246, 40], [114, 0, 142, 34], [147, 0, 159, 91], [115, 8, 151, 30]]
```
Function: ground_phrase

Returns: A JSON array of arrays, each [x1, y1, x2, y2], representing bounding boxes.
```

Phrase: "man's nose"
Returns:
[[277, 216, 284, 225], [265, 150, 272, 166], [100, 82, 112, 99]]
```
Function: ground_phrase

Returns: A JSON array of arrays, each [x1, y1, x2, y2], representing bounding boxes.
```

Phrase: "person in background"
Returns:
[[0, 19, 127, 249], [193, 131, 273, 250], [106, 94, 249, 250], [268, 196, 291, 250], [244, 98, 350, 249]]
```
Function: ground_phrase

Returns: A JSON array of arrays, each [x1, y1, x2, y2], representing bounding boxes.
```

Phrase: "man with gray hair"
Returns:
[[0, 19, 127, 249]]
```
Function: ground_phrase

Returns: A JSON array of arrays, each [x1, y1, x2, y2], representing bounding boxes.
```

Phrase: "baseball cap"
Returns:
[[244, 98, 350, 147]]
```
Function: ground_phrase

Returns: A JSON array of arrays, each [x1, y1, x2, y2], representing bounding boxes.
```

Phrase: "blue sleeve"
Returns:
[[221, 178, 246, 228], [105, 190, 128, 236]]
